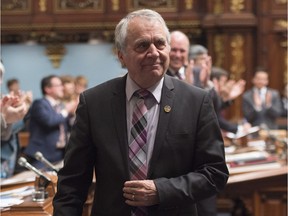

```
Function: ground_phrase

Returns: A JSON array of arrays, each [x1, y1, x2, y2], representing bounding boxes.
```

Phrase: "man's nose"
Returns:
[[147, 44, 160, 57]]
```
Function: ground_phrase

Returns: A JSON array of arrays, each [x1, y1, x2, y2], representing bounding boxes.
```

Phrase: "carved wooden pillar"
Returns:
[[257, 0, 287, 92], [202, 0, 257, 121]]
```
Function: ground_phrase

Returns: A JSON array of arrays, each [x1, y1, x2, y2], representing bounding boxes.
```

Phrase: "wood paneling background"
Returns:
[[1, 0, 287, 120]]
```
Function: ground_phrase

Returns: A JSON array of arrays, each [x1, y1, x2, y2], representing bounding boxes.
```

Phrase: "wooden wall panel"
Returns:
[[1, 0, 287, 119], [256, 0, 287, 93]]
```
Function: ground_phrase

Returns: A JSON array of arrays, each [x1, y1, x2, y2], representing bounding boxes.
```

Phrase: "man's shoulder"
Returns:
[[268, 88, 280, 95], [31, 98, 49, 107], [165, 77, 207, 101], [169, 76, 206, 93], [243, 88, 253, 96], [83, 75, 126, 98]]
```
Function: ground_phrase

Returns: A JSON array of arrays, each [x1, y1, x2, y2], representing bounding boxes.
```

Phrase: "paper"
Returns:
[[0, 186, 34, 209], [225, 151, 269, 163], [228, 161, 282, 174], [1, 177, 35, 187], [0, 186, 34, 198], [0, 198, 24, 209], [226, 126, 260, 139]]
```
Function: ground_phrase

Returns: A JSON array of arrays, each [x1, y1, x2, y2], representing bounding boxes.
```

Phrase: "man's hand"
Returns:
[[123, 180, 159, 207], [1, 95, 28, 124], [184, 59, 194, 85], [227, 79, 246, 101]]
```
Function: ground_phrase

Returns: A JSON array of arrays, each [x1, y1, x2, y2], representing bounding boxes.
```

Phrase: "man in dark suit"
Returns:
[[167, 31, 221, 216], [242, 70, 282, 129], [53, 9, 229, 216], [166, 30, 190, 81], [23, 75, 76, 168]]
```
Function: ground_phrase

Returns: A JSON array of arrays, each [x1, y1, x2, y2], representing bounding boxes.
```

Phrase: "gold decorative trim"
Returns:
[[185, 0, 193, 10], [1, 0, 31, 14], [230, 0, 245, 13], [230, 34, 245, 79], [1, 20, 200, 31], [214, 0, 224, 14], [54, 0, 104, 13], [230, 34, 245, 120], [274, 19, 288, 29], [167, 20, 200, 27], [213, 35, 225, 67], [275, 0, 287, 4], [127, 0, 177, 12], [111, 0, 119, 11], [46, 43, 66, 68], [39, 0, 47, 12], [134, 0, 170, 7], [1, 23, 117, 31]]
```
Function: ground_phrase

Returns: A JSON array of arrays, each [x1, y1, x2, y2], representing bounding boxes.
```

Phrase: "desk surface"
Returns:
[[1, 197, 53, 216], [223, 165, 287, 196], [228, 165, 287, 184]]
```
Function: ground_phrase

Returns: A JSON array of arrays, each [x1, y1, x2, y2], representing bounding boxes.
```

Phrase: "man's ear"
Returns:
[[117, 51, 126, 68], [44, 86, 51, 95]]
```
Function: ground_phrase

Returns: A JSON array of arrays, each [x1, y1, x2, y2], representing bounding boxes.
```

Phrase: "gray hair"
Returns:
[[210, 67, 229, 81], [114, 9, 170, 53], [189, 44, 208, 60]]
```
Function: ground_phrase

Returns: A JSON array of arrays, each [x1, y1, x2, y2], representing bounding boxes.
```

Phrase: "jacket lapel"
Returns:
[[111, 75, 130, 178], [148, 75, 175, 177]]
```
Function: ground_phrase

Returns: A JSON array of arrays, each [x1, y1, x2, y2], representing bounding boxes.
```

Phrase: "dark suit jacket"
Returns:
[[210, 88, 238, 134], [53, 74, 229, 216], [242, 88, 282, 129], [24, 98, 69, 167]]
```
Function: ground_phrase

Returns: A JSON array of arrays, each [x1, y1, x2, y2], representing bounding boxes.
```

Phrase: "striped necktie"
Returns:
[[129, 89, 150, 216]]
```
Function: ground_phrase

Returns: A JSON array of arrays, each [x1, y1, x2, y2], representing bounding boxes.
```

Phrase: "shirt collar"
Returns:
[[254, 87, 267, 93], [45, 95, 60, 107], [126, 74, 163, 104]]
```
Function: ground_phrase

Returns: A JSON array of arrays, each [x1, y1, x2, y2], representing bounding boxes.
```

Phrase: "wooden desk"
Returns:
[[1, 197, 53, 216], [18, 132, 30, 148], [1, 171, 56, 216], [218, 166, 287, 216], [1, 170, 94, 216]]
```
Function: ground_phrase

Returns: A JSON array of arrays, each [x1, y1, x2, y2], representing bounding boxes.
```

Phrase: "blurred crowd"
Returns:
[[0, 61, 88, 178], [1, 31, 286, 180]]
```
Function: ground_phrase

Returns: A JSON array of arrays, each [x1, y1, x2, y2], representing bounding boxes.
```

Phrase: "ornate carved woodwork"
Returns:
[[1, 0, 287, 119]]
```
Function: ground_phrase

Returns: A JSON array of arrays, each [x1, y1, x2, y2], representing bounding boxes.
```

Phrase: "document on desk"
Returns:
[[0, 186, 34, 209], [1, 177, 35, 187], [225, 151, 270, 163], [225, 150, 282, 174], [225, 126, 260, 139], [228, 161, 282, 174]]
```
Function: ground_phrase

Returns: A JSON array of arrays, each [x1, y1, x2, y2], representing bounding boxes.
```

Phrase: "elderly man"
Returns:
[[53, 9, 228, 216]]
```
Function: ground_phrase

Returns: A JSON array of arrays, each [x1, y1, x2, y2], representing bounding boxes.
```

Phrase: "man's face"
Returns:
[[169, 35, 189, 71], [218, 76, 228, 89], [253, 71, 269, 89], [194, 54, 210, 66], [46, 77, 64, 99], [75, 83, 87, 95], [118, 17, 170, 89], [63, 82, 75, 96], [9, 83, 20, 94]]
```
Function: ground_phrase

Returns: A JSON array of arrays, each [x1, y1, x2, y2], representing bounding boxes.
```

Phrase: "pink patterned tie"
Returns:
[[129, 89, 150, 216]]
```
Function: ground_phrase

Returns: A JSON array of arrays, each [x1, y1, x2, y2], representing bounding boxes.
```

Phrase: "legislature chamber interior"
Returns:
[[1, 1, 287, 216]]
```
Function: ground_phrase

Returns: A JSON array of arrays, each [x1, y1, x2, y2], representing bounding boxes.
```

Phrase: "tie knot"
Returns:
[[134, 89, 150, 99]]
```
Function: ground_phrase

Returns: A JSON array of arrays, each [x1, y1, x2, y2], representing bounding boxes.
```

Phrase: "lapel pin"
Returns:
[[164, 105, 171, 113]]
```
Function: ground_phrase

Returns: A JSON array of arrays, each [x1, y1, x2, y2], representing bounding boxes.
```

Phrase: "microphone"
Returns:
[[34, 151, 59, 173], [18, 157, 51, 188]]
